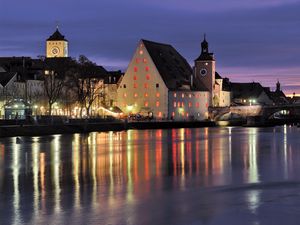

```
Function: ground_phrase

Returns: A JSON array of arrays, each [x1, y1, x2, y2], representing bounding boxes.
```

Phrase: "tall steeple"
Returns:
[[276, 80, 281, 92], [201, 34, 209, 54], [195, 34, 214, 61]]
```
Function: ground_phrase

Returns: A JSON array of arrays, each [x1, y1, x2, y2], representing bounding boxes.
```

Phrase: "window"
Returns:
[[146, 74, 150, 80], [134, 93, 138, 98], [144, 93, 148, 97], [174, 93, 177, 98], [196, 102, 200, 108], [196, 94, 199, 98], [144, 101, 148, 107], [123, 93, 127, 98], [182, 102, 184, 107], [158, 112, 162, 117], [186, 113, 189, 117], [144, 83, 148, 89], [134, 67, 138, 72], [156, 101, 160, 107], [143, 58, 147, 63], [139, 50, 143, 55], [123, 84, 126, 88], [174, 102, 176, 107], [182, 93, 184, 98], [133, 75, 137, 80], [136, 58, 140, 64], [145, 66, 149, 72], [156, 92, 160, 98], [156, 83, 159, 88], [177, 102, 181, 107], [188, 102, 192, 108], [134, 83, 137, 88], [189, 94, 192, 98], [172, 112, 175, 117]]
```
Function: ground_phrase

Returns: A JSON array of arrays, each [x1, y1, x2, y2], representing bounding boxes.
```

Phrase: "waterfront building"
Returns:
[[117, 37, 231, 120], [0, 68, 18, 117], [193, 36, 231, 107]]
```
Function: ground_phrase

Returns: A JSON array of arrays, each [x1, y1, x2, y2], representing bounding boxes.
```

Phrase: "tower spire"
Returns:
[[55, 20, 59, 30]]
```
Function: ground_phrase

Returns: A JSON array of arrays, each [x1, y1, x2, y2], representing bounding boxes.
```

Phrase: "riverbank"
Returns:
[[0, 120, 216, 137]]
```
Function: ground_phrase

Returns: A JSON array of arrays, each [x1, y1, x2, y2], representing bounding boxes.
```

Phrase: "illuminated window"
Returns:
[[186, 113, 189, 117], [172, 112, 175, 117], [133, 75, 137, 80], [136, 58, 140, 63], [177, 102, 181, 107], [123, 93, 127, 98], [196, 102, 200, 108], [144, 83, 148, 89], [182, 93, 184, 98], [146, 74, 150, 80], [134, 83, 137, 88], [156, 83, 159, 88], [189, 94, 192, 98], [143, 58, 147, 63], [134, 67, 138, 72], [174, 102, 176, 107], [158, 112, 162, 117], [156, 101, 160, 107], [145, 66, 149, 72], [144, 101, 148, 107], [188, 102, 192, 108], [196, 94, 199, 98], [174, 93, 177, 98], [134, 93, 138, 98], [182, 102, 184, 107], [123, 84, 126, 88], [139, 50, 143, 55], [156, 92, 160, 97], [144, 93, 148, 97]]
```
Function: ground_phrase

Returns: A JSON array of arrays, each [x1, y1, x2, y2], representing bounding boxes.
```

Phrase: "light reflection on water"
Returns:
[[0, 127, 300, 224]]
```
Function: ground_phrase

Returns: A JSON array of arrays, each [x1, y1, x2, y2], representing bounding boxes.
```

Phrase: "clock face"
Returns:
[[51, 47, 60, 56], [200, 68, 207, 76]]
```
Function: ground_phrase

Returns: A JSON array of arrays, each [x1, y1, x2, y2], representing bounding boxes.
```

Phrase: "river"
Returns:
[[0, 126, 300, 225]]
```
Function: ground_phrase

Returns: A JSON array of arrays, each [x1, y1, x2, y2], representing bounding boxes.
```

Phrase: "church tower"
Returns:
[[46, 27, 68, 58], [194, 35, 215, 105], [276, 80, 281, 92]]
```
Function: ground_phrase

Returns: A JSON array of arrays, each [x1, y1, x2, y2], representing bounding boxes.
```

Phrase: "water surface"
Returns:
[[0, 126, 300, 225]]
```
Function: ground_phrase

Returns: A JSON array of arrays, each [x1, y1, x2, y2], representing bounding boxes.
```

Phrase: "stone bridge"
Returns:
[[209, 104, 300, 121]]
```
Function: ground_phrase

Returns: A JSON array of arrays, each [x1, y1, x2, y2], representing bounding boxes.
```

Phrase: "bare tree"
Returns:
[[70, 55, 106, 117], [44, 71, 65, 115], [43, 58, 76, 115]]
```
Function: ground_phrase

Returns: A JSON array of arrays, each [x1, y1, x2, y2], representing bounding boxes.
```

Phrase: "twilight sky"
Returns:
[[1, 0, 300, 94]]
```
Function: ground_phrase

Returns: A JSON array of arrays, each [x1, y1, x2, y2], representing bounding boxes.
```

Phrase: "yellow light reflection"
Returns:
[[51, 135, 61, 213], [32, 140, 40, 221], [12, 140, 20, 225], [72, 134, 81, 210]]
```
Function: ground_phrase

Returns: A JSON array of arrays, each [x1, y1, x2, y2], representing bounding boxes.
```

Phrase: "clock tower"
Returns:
[[46, 27, 68, 58], [194, 35, 215, 105]]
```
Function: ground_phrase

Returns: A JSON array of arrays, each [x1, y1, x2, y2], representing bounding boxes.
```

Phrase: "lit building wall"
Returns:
[[215, 78, 231, 107], [117, 40, 168, 118], [168, 91, 209, 121], [46, 41, 68, 58]]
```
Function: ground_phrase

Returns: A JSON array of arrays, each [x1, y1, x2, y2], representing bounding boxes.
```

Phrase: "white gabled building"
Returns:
[[117, 39, 213, 120]]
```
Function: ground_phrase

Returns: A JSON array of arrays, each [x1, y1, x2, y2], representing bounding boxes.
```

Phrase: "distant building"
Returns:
[[46, 27, 68, 58]]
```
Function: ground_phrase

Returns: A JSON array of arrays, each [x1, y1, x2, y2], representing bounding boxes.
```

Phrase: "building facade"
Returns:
[[117, 39, 215, 120]]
